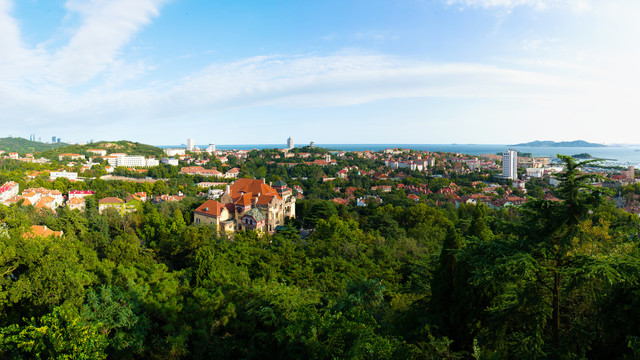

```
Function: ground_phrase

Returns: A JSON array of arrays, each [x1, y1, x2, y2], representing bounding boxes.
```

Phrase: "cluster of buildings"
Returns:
[[2, 186, 65, 211], [179, 166, 240, 179]]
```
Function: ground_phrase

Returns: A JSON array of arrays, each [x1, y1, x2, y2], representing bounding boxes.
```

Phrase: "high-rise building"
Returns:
[[187, 138, 194, 151], [206, 144, 216, 153], [502, 150, 518, 180], [310, 141, 315, 148], [52, 136, 57, 143], [287, 137, 294, 149], [622, 166, 635, 181]]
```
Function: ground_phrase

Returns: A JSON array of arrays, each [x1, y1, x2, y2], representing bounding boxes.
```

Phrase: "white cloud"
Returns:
[[444, 0, 591, 11], [0, 0, 169, 87]]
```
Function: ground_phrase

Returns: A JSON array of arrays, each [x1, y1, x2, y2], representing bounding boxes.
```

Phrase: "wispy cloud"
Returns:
[[0, 0, 169, 87], [0, 49, 585, 130], [444, 0, 591, 11]]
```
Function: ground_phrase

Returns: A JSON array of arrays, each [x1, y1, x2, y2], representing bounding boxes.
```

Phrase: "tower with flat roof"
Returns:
[[502, 150, 518, 180]]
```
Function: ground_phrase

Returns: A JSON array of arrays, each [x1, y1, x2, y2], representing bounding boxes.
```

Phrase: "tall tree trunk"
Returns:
[[552, 270, 561, 348]]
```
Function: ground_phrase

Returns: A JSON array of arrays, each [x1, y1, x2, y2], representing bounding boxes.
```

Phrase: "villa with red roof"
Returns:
[[194, 178, 295, 234]]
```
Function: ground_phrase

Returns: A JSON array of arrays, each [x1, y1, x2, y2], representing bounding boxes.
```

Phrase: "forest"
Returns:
[[2, 156, 640, 359]]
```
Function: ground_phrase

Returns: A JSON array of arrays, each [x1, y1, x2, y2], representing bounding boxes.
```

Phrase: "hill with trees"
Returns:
[[513, 140, 607, 147], [0, 137, 67, 153], [40, 140, 165, 159]]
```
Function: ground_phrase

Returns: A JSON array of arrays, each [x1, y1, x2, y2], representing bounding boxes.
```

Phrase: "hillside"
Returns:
[[513, 140, 607, 147], [0, 137, 68, 153], [40, 140, 165, 159]]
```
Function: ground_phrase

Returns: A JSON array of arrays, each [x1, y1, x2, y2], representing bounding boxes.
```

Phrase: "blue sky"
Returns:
[[1, 0, 639, 145]]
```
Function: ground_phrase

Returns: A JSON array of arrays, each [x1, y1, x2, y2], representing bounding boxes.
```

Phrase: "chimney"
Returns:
[[261, 178, 265, 184], [225, 184, 230, 194]]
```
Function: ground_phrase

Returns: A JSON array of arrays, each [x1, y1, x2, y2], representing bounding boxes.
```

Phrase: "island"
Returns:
[[513, 140, 607, 147]]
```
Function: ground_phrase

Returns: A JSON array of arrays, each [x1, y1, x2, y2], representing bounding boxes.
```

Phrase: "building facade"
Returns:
[[194, 178, 295, 234], [502, 150, 518, 180]]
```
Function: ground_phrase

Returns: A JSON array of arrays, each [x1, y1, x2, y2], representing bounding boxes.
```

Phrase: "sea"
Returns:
[[160, 144, 640, 167]]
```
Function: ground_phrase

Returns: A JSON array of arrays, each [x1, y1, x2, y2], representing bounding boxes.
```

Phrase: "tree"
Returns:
[[461, 155, 640, 357]]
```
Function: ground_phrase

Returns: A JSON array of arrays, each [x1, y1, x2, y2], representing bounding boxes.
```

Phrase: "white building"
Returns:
[[187, 138, 194, 151], [164, 148, 186, 156], [161, 158, 179, 166], [50, 171, 78, 181], [87, 149, 107, 156], [502, 150, 518, 180], [287, 137, 294, 149], [103, 154, 157, 168], [206, 144, 216, 154], [0, 181, 19, 204], [526, 168, 546, 178]]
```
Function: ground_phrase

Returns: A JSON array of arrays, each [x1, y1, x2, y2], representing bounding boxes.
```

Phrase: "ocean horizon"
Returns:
[[158, 144, 640, 167]]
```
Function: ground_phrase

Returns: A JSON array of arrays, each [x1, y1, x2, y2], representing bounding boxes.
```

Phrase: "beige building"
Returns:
[[194, 178, 295, 234]]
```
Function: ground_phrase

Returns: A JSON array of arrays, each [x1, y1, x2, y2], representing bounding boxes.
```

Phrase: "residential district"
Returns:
[[4, 136, 640, 358], [1, 136, 640, 238]]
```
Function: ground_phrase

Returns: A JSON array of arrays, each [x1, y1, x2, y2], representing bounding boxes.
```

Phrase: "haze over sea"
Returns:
[[161, 144, 640, 167]]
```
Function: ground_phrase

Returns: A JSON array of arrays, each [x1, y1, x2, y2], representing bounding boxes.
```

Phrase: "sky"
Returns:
[[1, 0, 639, 146]]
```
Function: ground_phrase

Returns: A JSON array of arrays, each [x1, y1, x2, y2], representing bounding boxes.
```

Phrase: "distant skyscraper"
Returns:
[[502, 150, 518, 180], [310, 141, 315, 148], [187, 138, 194, 151], [206, 144, 216, 153], [52, 136, 56, 143], [287, 137, 294, 149], [57, 138, 61, 143]]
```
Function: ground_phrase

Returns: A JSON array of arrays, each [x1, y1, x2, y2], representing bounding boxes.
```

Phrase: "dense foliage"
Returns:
[[1, 156, 640, 359], [0, 137, 66, 153]]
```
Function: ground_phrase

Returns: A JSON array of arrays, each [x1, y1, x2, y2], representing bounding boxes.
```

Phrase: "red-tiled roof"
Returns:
[[99, 197, 123, 204], [195, 200, 227, 217], [229, 178, 280, 201], [25, 225, 62, 238]]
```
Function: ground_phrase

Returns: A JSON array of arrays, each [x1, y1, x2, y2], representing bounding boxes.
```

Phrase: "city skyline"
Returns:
[[1, 1, 639, 144]]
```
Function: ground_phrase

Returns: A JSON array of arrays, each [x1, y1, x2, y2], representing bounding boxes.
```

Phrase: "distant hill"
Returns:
[[513, 140, 607, 148], [0, 137, 67, 153], [41, 140, 165, 159]]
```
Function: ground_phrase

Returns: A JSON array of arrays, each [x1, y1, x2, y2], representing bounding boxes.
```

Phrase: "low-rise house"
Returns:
[[195, 178, 295, 234], [180, 166, 222, 177], [98, 196, 140, 214], [67, 197, 86, 211], [87, 149, 107, 156], [50, 171, 78, 181], [161, 158, 179, 166], [134, 192, 148, 202], [58, 153, 85, 161], [0, 181, 19, 204], [225, 168, 240, 179], [153, 194, 185, 203], [69, 190, 95, 199], [194, 199, 232, 228], [24, 225, 63, 238]]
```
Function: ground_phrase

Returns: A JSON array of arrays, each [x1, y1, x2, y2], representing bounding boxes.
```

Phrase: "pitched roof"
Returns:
[[234, 193, 252, 206], [99, 197, 123, 204], [68, 197, 85, 205], [272, 180, 288, 187], [257, 194, 277, 206], [243, 207, 265, 222], [25, 225, 63, 238], [229, 178, 280, 202], [195, 199, 227, 217]]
